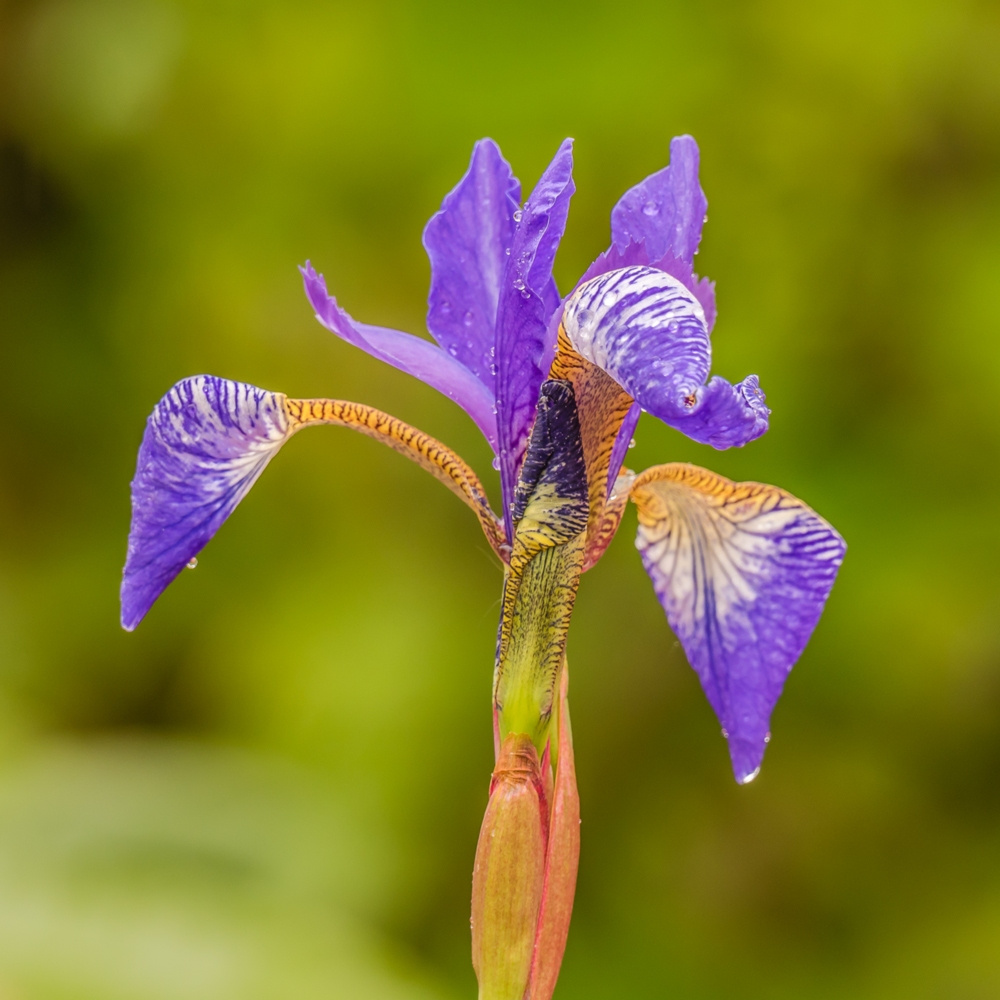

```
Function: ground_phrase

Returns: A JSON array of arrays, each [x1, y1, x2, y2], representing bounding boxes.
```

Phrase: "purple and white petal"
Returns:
[[121, 377, 290, 631], [495, 138, 575, 536], [576, 240, 717, 333], [301, 262, 498, 451], [630, 464, 846, 783], [562, 266, 767, 449], [611, 135, 707, 267], [422, 139, 521, 389]]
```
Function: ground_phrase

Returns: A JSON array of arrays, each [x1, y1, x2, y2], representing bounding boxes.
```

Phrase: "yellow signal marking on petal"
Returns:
[[283, 397, 508, 562], [628, 463, 815, 629], [549, 325, 635, 569], [630, 462, 796, 524]]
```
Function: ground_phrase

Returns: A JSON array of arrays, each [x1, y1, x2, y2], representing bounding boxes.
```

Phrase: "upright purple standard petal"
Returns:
[[121, 376, 290, 631], [423, 139, 521, 389], [579, 136, 716, 332], [495, 139, 575, 537], [562, 266, 768, 449], [301, 263, 498, 451], [630, 464, 846, 782], [611, 135, 707, 266]]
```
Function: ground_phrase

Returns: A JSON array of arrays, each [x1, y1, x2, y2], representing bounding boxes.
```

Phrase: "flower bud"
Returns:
[[472, 733, 547, 1000], [472, 666, 580, 1000]]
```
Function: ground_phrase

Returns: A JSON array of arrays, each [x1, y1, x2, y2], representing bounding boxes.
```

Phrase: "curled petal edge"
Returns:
[[561, 265, 768, 450]]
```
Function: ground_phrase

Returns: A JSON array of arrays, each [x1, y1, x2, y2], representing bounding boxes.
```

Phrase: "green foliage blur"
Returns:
[[1, 0, 999, 996]]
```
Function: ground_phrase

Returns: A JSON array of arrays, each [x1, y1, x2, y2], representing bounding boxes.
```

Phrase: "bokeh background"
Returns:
[[1, 0, 999, 996]]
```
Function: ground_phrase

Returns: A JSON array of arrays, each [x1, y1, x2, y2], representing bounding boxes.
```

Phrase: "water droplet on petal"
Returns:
[[627, 438, 636, 449], [741, 767, 761, 784], [513, 278, 525, 291], [448, 346, 458, 356], [504, 247, 511, 255], [721, 728, 729, 739], [764, 732, 771, 744], [463, 310, 474, 327], [492, 456, 501, 470], [441, 301, 452, 315], [642, 200, 659, 217], [513, 209, 523, 222], [186, 557, 198, 569]]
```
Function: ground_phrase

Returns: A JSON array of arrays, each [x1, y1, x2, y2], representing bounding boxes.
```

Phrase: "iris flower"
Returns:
[[121, 135, 845, 999]]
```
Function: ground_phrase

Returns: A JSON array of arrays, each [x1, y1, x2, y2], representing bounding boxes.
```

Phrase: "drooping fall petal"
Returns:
[[629, 463, 846, 783], [121, 376, 290, 631], [121, 377, 506, 630]]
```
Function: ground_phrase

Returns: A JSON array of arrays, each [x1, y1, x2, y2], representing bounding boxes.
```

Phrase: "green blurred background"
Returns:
[[1, 0, 999, 996]]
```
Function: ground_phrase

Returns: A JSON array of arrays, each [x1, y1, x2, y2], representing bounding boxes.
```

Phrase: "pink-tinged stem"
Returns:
[[471, 734, 549, 1000], [528, 662, 580, 1000]]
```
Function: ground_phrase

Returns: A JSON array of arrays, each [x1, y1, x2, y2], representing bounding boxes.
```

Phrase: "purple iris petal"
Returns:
[[422, 139, 521, 389], [611, 134, 707, 267], [575, 136, 716, 330], [300, 262, 498, 451], [578, 239, 716, 334], [495, 138, 575, 538], [633, 471, 846, 782], [606, 401, 641, 497], [121, 376, 289, 631], [562, 266, 768, 449]]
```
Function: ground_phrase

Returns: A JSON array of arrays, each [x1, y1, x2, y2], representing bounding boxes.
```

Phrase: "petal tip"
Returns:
[[120, 376, 290, 628], [728, 737, 766, 785]]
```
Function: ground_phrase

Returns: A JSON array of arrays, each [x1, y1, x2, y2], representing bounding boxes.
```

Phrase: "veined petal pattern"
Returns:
[[122, 377, 510, 632], [562, 266, 768, 449], [630, 463, 846, 783], [121, 376, 290, 631]]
